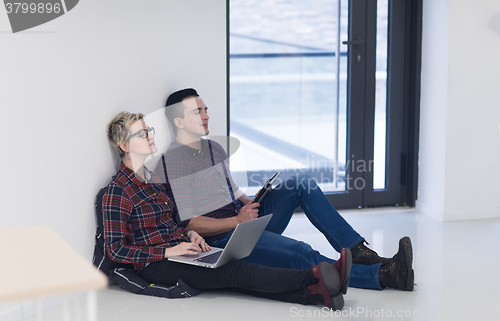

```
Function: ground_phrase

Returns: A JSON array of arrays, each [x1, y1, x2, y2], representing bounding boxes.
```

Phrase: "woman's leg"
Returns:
[[140, 259, 317, 304]]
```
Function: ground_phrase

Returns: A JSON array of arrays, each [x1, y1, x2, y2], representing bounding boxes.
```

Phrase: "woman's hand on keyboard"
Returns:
[[164, 242, 202, 258], [187, 230, 212, 252]]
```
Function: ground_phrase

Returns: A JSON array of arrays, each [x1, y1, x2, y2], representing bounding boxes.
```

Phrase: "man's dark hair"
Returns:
[[165, 88, 199, 136]]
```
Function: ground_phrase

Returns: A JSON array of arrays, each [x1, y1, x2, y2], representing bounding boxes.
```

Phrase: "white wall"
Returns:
[[418, 0, 500, 221], [0, 0, 227, 259]]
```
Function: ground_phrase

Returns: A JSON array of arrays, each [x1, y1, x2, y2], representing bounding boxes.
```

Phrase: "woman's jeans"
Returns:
[[141, 259, 317, 304]]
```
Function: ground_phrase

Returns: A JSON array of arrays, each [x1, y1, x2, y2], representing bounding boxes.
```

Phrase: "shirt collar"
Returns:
[[169, 138, 210, 156], [120, 162, 152, 185]]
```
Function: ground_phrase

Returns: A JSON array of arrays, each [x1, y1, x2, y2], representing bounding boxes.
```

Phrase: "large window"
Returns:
[[228, 0, 422, 208]]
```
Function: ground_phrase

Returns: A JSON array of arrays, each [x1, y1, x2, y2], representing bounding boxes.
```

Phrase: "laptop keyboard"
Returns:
[[194, 251, 222, 264]]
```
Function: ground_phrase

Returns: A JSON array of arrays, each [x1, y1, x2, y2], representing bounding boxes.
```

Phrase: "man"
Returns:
[[156, 88, 414, 291]]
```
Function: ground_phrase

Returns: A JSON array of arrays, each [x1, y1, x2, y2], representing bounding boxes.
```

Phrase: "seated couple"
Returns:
[[102, 89, 414, 310]]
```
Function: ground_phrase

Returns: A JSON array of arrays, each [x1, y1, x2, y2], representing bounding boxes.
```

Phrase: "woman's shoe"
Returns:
[[308, 262, 344, 311], [332, 247, 352, 294]]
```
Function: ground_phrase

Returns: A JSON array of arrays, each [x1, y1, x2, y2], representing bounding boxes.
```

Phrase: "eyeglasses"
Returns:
[[128, 127, 155, 140]]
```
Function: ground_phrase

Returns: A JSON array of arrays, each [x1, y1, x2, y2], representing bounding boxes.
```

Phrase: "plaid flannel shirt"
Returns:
[[157, 139, 244, 242], [103, 162, 190, 272]]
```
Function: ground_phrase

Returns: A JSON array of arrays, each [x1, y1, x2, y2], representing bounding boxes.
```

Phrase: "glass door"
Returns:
[[228, 0, 414, 209]]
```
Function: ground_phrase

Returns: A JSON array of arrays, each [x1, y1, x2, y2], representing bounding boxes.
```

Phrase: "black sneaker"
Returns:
[[379, 236, 414, 291]]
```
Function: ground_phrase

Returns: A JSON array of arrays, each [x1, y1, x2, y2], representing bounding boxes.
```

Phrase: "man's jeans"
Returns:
[[208, 173, 383, 290]]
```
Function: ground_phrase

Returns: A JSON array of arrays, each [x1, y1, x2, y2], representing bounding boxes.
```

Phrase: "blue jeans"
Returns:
[[209, 173, 382, 290]]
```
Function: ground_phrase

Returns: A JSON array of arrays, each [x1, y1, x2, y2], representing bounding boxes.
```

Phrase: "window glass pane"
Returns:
[[229, 0, 349, 195], [373, 0, 389, 190]]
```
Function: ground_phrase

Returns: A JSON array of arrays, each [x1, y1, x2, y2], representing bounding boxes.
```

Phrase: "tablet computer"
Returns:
[[253, 171, 281, 204]]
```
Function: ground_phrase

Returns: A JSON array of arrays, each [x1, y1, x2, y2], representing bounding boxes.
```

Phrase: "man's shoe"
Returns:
[[308, 262, 344, 311], [379, 236, 414, 291], [332, 248, 352, 294], [351, 240, 391, 265]]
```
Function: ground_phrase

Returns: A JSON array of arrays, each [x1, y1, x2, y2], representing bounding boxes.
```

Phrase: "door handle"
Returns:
[[342, 39, 365, 46], [343, 38, 364, 64]]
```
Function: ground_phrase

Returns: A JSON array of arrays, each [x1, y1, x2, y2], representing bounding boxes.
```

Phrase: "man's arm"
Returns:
[[238, 189, 269, 205], [238, 192, 252, 204], [186, 201, 260, 237]]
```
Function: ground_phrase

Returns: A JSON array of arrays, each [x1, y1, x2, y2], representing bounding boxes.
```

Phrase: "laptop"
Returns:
[[168, 214, 272, 268]]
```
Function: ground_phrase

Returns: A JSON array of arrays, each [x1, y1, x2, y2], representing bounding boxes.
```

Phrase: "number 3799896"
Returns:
[[5, 2, 62, 14]]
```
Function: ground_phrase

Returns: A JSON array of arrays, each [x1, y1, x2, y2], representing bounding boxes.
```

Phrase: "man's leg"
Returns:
[[244, 231, 334, 269], [258, 173, 364, 252], [208, 230, 382, 290]]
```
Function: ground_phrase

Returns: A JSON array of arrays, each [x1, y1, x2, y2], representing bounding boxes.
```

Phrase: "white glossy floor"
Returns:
[[3, 208, 500, 321]]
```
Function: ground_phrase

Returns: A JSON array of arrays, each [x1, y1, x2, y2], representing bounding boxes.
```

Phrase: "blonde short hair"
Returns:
[[107, 111, 144, 158]]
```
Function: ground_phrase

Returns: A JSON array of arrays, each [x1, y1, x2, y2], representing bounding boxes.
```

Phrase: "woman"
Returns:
[[103, 111, 351, 310]]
